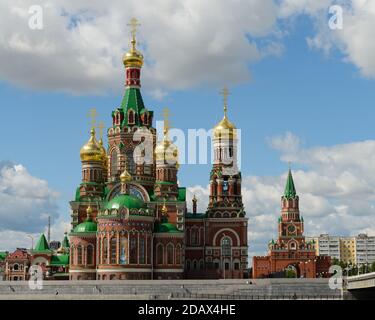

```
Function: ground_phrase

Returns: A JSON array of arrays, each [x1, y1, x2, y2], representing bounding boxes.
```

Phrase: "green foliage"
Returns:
[[285, 269, 297, 278]]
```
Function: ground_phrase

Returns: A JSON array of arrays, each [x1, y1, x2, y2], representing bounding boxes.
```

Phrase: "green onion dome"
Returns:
[[73, 208, 97, 233], [105, 194, 145, 210]]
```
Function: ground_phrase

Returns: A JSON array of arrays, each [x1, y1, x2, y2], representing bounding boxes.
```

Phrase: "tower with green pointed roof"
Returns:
[[33, 234, 53, 254], [276, 168, 307, 243], [253, 168, 325, 279]]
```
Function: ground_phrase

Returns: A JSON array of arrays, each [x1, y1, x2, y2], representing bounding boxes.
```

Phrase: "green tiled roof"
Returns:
[[61, 234, 70, 248], [105, 194, 145, 210], [34, 234, 52, 253], [154, 222, 180, 233], [284, 169, 297, 199], [120, 87, 146, 126], [73, 218, 97, 233], [50, 254, 69, 266], [0, 252, 8, 261], [178, 187, 186, 201]]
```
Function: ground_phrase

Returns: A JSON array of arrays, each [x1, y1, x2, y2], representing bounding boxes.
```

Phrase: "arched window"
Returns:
[[110, 238, 117, 264], [130, 236, 137, 264], [71, 246, 75, 265], [139, 238, 145, 264], [77, 246, 83, 265], [167, 244, 174, 265], [221, 237, 232, 257], [191, 229, 198, 246], [157, 244, 164, 265], [87, 245, 94, 265], [111, 150, 118, 176], [176, 245, 181, 265], [103, 237, 108, 264], [128, 110, 135, 124], [13, 264, 19, 271], [186, 260, 191, 270], [120, 237, 127, 265], [143, 113, 148, 125]]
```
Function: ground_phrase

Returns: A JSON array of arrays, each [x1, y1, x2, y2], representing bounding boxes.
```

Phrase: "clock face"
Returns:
[[288, 225, 296, 233]]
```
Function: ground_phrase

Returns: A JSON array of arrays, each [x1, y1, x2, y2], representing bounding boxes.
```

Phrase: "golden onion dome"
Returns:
[[123, 37, 144, 68], [213, 108, 237, 140], [155, 129, 179, 165], [120, 167, 132, 183], [98, 138, 107, 162], [80, 128, 103, 162]]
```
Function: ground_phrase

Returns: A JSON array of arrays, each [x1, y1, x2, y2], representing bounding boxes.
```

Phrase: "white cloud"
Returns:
[[0, 0, 280, 95], [0, 162, 60, 234], [188, 133, 375, 258], [281, 0, 375, 79]]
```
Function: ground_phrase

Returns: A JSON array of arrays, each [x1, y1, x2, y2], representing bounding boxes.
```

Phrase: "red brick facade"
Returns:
[[252, 170, 330, 278]]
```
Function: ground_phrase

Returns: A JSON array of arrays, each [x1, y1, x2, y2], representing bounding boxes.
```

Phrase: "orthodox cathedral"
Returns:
[[68, 21, 248, 280], [3, 20, 331, 282]]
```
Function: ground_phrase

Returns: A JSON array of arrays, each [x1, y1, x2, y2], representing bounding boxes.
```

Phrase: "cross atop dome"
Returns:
[[219, 86, 231, 117], [127, 17, 141, 42]]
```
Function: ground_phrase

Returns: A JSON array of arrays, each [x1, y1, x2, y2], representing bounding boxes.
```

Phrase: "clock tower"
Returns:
[[278, 168, 304, 249], [252, 168, 331, 279]]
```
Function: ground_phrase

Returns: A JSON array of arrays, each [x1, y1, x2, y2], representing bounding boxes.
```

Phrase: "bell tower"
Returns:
[[203, 87, 248, 279], [278, 168, 304, 239], [208, 87, 243, 217], [107, 18, 156, 194]]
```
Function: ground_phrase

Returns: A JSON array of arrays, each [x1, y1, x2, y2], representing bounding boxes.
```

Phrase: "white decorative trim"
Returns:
[[69, 269, 96, 273], [97, 268, 152, 273], [153, 269, 184, 273]]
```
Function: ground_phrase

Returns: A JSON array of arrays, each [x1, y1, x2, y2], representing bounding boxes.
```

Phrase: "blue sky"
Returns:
[[1, 0, 375, 254]]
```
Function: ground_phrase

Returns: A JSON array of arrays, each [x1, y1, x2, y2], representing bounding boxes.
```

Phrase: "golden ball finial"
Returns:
[[213, 87, 237, 140], [86, 206, 93, 220], [120, 167, 132, 183]]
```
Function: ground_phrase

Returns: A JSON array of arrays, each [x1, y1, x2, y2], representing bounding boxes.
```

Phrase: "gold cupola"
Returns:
[[213, 87, 237, 140], [80, 128, 103, 162], [98, 138, 107, 163], [123, 18, 144, 68], [155, 128, 179, 165], [120, 166, 132, 183]]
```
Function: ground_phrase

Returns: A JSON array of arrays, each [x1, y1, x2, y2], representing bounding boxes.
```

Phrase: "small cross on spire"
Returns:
[[127, 17, 141, 51], [97, 121, 105, 140], [219, 86, 231, 116], [87, 108, 97, 130], [163, 107, 170, 135]]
